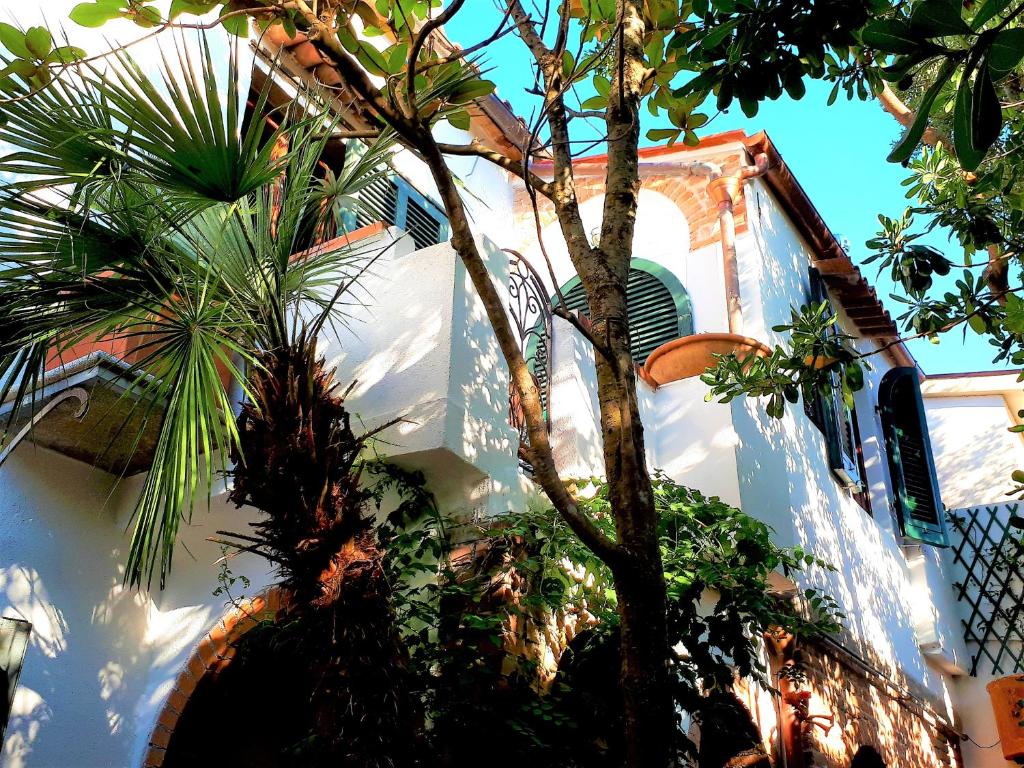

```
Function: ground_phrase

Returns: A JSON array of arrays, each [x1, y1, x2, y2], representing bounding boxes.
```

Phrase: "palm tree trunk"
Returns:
[[227, 337, 421, 766]]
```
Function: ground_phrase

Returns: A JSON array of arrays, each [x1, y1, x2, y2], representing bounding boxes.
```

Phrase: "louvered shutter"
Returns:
[[405, 197, 443, 251], [803, 269, 864, 490], [560, 268, 688, 362], [355, 176, 399, 230], [355, 175, 448, 249], [879, 367, 948, 546], [1, 617, 31, 743]]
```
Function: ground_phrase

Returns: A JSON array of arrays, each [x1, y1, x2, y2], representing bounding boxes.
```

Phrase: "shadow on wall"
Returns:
[[0, 449, 153, 767], [926, 397, 1022, 509], [732, 191, 941, 699]]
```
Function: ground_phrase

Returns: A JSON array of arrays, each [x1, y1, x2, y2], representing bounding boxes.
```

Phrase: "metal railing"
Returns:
[[504, 249, 552, 462]]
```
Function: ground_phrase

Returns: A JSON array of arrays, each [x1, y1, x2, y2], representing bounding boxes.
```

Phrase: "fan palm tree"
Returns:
[[0, 34, 421, 764]]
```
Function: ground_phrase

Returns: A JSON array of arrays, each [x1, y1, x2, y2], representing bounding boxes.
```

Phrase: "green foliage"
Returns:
[[0, 35, 397, 586], [702, 302, 866, 419], [377, 473, 840, 763], [860, 0, 1024, 169], [0, 22, 83, 90]]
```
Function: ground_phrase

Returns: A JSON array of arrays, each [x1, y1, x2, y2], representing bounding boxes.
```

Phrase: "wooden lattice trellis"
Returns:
[[949, 504, 1024, 675]]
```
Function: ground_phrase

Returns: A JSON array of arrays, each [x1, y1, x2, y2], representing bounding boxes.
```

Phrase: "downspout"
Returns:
[[706, 153, 770, 334], [555, 152, 771, 335]]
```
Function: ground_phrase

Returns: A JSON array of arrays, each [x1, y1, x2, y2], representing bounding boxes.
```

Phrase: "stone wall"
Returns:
[[799, 643, 963, 768]]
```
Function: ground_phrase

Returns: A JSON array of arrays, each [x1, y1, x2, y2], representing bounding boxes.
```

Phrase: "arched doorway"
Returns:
[[142, 589, 294, 768]]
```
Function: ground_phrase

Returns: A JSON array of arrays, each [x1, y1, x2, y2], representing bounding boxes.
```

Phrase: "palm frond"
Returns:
[[0, 30, 397, 588]]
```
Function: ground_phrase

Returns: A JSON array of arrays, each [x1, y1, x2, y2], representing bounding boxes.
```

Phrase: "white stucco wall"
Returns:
[[735, 178, 961, 708], [924, 393, 1024, 510], [0, 446, 275, 768]]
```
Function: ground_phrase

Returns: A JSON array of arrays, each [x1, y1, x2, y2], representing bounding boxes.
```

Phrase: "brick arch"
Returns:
[[141, 587, 291, 768], [511, 154, 749, 255]]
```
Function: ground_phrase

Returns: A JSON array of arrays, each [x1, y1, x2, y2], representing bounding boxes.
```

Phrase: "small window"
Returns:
[[803, 269, 869, 507], [559, 263, 693, 362], [1, 617, 31, 744], [355, 174, 448, 249], [879, 367, 948, 546]]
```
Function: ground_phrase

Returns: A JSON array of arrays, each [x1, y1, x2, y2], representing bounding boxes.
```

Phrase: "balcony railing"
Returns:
[[505, 249, 551, 462]]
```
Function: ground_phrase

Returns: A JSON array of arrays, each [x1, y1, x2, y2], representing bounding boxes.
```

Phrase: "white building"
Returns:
[[0, 31, 1020, 768]]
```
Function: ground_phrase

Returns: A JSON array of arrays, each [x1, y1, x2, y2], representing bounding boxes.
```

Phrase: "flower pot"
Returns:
[[987, 675, 1024, 763], [641, 333, 771, 388]]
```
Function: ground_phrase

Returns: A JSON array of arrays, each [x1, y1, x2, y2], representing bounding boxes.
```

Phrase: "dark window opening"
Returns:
[[803, 268, 869, 511], [879, 367, 948, 546]]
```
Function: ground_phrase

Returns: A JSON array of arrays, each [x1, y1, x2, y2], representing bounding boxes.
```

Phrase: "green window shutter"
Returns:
[[879, 367, 948, 546], [559, 265, 691, 362], [1, 617, 31, 744], [821, 370, 864, 489], [355, 175, 399, 229], [804, 269, 864, 491], [355, 175, 448, 249]]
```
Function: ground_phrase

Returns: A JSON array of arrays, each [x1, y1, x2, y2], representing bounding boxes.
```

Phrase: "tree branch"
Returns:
[[436, 141, 555, 198]]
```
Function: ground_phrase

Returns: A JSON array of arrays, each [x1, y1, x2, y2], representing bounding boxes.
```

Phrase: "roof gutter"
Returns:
[[743, 132, 916, 370]]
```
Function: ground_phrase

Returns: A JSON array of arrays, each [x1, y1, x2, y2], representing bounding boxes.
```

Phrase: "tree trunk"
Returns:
[[615, 563, 676, 765], [227, 339, 421, 766]]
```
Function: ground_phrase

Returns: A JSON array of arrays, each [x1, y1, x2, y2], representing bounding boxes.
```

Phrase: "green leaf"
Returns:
[[580, 94, 607, 110], [988, 28, 1024, 79], [24, 27, 52, 59], [386, 43, 408, 74], [1004, 294, 1024, 334], [954, 64, 1001, 172], [0, 23, 30, 58], [561, 49, 575, 77], [593, 74, 611, 97], [703, 18, 739, 49], [887, 59, 955, 164], [861, 19, 925, 54], [355, 41, 388, 76], [971, 0, 1014, 29], [647, 128, 681, 144], [133, 5, 162, 27], [910, 0, 973, 37], [70, 1, 124, 27], [447, 109, 470, 130], [448, 78, 496, 104], [219, 4, 249, 37], [44, 46, 87, 64], [968, 312, 987, 333]]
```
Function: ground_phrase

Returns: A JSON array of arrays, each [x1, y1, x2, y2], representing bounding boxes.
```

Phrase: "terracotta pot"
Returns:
[[258, 23, 306, 48], [642, 333, 771, 388], [804, 355, 839, 370], [987, 675, 1024, 762]]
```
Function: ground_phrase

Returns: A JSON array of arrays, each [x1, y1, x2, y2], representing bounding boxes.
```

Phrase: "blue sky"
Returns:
[[447, 13, 1007, 375]]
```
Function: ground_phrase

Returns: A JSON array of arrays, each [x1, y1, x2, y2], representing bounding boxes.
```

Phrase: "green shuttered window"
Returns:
[[355, 175, 448, 250], [804, 269, 867, 500], [559, 263, 693, 362], [879, 367, 948, 546]]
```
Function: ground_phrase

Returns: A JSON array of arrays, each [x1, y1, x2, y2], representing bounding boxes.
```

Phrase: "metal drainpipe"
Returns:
[[706, 153, 770, 335]]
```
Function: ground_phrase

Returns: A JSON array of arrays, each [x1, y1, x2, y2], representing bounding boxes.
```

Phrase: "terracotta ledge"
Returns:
[[642, 333, 771, 389]]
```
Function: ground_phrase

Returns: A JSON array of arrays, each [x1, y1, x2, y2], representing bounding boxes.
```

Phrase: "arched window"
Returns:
[[879, 367, 948, 546], [557, 260, 693, 362]]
